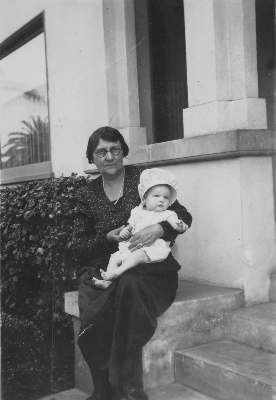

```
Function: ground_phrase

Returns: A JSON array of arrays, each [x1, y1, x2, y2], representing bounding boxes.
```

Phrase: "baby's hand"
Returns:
[[173, 220, 188, 233], [119, 225, 132, 240]]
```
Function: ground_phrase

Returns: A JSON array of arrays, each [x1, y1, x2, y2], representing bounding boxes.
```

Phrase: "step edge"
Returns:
[[174, 288, 244, 303], [176, 353, 276, 388], [175, 341, 276, 387], [225, 311, 276, 325], [175, 290, 244, 303], [175, 339, 276, 356], [147, 383, 216, 400], [66, 289, 245, 318]]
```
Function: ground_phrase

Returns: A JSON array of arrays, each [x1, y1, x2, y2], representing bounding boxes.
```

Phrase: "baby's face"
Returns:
[[144, 185, 170, 212]]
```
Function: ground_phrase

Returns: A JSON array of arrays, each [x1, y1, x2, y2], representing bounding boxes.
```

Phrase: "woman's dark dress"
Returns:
[[70, 165, 192, 370]]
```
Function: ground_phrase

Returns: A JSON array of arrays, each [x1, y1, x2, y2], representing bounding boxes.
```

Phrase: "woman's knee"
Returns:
[[118, 270, 141, 290]]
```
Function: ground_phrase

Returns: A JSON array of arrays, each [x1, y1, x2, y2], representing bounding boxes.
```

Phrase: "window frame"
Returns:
[[0, 12, 53, 185]]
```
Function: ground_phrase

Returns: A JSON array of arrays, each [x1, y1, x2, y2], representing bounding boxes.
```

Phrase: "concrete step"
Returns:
[[37, 384, 216, 400], [142, 281, 244, 390], [175, 340, 276, 400], [37, 388, 88, 400], [225, 302, 276, 353], [65, 281, 245, 393], [147, 383, 215, 400], [270, 273, 276, 301]]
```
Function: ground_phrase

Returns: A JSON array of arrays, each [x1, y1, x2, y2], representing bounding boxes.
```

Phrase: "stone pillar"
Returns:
[[183, 0, 267, 136], [103, 0, 147, 147]]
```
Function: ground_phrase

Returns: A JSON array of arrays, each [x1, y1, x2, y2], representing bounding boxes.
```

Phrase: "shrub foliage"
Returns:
[[1, 174, 89, 398], [1, 312, 51, 399], [1, 174, 88, 324]]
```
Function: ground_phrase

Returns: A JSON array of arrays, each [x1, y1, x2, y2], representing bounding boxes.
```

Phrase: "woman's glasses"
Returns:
[[93, 146, 122, 158]]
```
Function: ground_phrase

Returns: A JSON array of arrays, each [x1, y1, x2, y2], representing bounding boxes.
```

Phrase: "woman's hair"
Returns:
[[86, 126, 129, 164]]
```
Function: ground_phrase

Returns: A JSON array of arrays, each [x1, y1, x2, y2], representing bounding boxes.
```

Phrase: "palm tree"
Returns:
[[1, 115, 50, 169]]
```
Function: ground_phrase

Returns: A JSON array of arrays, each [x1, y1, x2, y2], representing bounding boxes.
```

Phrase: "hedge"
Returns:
[[1, 174, 89, 323], [1, 174, 89, 398], [1, 312, 51, 400]]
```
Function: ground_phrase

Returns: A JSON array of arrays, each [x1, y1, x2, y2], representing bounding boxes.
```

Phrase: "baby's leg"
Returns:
[[93, 253, 122, 289], [107, 252, 122, 271], [92, 277, 112, 289], [99, 253, 122, 282], [102, 250, 149, 281]]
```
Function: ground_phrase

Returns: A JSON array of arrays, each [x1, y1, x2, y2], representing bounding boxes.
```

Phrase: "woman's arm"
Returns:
[[159, 199, 192, 243], [67, 189, 123, 263], [69, 213, 110, 262]]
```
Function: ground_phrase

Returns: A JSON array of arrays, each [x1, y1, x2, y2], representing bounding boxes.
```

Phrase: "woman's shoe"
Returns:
[[86, 381, 113, 400], [119, 380, 148, 400]]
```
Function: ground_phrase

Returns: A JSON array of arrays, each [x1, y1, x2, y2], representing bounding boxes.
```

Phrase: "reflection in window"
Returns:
[[0, 32, 50, 170]]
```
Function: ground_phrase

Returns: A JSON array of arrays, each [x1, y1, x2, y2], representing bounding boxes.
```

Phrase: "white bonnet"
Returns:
[[138, 168, 178, 206]]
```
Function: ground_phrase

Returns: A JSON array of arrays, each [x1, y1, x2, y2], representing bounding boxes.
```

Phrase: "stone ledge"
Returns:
[[83, 129, 276, 174], [64, 291, 79, 317], [0, 161, 54, 185], [64, 280, 244, 319]]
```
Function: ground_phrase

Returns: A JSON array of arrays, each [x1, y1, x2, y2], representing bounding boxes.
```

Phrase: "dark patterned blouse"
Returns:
[[70, 165, 192, 268]]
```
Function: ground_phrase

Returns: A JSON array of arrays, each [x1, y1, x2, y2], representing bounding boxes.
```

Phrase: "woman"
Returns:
[[69, 126, 192, 400]]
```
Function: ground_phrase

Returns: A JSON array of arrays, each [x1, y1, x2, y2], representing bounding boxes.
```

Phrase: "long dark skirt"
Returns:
[[77, 253, 181, 370]]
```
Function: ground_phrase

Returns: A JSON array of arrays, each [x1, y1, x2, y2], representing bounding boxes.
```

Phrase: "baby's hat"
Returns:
[[138, 168, 178, 206]]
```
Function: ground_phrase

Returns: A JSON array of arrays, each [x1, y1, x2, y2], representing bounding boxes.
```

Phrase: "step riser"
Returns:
[[175, 353, 276, 400], [147, 383, 215, 400], [225, 313, 276, 353]]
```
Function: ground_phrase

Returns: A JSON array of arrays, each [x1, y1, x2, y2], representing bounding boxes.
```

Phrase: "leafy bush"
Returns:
[[1, 174, 89, 397], [1, 313, 51, 400], [1, 174, 88, 325]]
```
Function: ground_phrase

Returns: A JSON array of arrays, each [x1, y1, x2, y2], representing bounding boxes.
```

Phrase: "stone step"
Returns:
[[142, 280, 244, 390], [225, 302, 276, 353], [37, 384, 216, 400], [147, 383, 215, 400], [37, 388, 88, 400], [175, 340, 276, 400], [270, 273, 276, 301]]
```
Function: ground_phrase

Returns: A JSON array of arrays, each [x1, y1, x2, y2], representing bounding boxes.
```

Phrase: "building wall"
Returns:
[[1, 0, 110, 177], [169, 157, 275, 304]]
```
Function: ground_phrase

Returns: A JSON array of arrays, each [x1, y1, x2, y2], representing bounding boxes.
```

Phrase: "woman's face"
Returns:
[[93, 138, 124, 177]]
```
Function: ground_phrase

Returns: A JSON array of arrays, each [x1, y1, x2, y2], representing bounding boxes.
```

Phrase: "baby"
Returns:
[[93, 168, 187, 289]]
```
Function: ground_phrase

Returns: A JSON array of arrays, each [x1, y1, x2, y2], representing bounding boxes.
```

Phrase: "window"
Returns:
[[255, 0, 276, 216], [256, 0, 275, 132], [0, 13, 52, 184], [135, 0, 188, 144]]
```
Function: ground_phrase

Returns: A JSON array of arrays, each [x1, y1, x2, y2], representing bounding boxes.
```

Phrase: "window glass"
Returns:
[[135, 0, 188, 143], [255, 0, 276, 217], [0, 33, 50, 170], [148, 0, 188, 143]]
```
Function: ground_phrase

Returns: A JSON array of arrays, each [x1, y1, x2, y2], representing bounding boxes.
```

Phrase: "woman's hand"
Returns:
[[107, 226, 125, 243], [128, 224, 164, 252]]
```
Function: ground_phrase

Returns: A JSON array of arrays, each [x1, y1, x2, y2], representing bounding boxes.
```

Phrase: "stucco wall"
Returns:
[[166, 157, 276, 305]]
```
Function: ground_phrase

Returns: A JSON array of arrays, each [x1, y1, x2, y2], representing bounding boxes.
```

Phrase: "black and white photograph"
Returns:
[[1, 0, 275, 399]]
